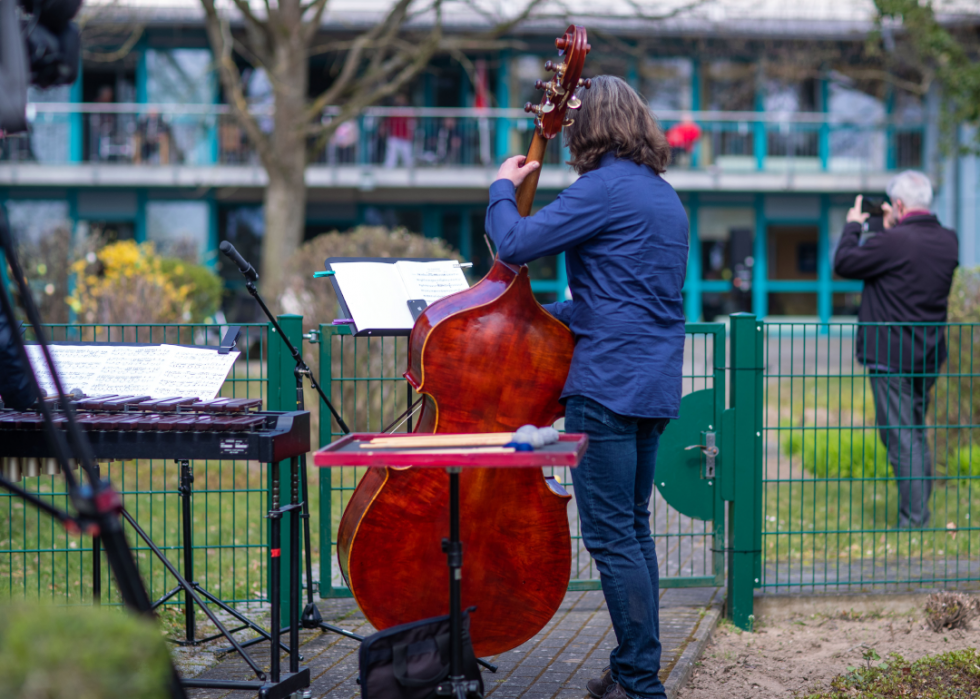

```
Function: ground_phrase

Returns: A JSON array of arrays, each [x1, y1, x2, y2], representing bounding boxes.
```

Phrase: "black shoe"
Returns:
[[601, 683, 629, 699], [587, 667, 614, 699]]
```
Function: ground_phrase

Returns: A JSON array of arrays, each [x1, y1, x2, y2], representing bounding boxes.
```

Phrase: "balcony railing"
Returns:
[[0, 104, 925, 173]]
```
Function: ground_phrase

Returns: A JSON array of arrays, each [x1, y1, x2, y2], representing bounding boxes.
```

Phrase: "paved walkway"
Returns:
[[184, 587, 723, 699]]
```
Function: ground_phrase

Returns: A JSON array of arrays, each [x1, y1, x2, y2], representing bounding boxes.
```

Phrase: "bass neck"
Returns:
[[515, 132, 549, 217]]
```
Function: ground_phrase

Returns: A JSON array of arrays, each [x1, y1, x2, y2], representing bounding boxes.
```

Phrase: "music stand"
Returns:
[[313, 432, 588, 698]]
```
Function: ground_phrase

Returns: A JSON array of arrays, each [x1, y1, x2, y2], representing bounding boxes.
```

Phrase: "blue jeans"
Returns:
[[565, 395, 669, 699]]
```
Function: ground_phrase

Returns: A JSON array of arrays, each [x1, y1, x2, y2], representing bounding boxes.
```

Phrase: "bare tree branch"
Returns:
[[301, 0, 332, 43], [304, 0, 417, 117], [201, 0, 272, 163], [81, 25, 145, 62]]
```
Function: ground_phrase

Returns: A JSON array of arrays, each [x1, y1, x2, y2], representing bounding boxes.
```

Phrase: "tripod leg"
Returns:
[[92, 464, 101, 605], [120, 509, 269, 680], [178, 460, 195, 644]]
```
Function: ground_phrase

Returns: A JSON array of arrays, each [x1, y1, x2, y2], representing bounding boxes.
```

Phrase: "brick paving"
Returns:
[[184, 586, 722, 699]]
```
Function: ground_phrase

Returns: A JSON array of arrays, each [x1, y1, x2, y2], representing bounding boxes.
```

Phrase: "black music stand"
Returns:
[[313, 432, 589, 698]]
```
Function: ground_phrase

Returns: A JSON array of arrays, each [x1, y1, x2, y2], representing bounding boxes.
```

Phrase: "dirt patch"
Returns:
[[677, 603, 980, 698]]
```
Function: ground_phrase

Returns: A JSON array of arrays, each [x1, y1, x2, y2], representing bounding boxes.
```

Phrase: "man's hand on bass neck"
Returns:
[[495, 155, 540, 188]]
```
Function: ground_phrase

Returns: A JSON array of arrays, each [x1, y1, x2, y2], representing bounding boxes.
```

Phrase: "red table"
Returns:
[[314, 432, 588, 698]]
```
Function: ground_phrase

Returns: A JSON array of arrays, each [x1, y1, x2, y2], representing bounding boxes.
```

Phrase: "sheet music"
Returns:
[[331, 262, 416, 331], [24, 345, 112, 396], [89, 346, 169, 396], [24, 344, 240, 400], [396, 260, 470, 305], [150, 345, 240, 400]]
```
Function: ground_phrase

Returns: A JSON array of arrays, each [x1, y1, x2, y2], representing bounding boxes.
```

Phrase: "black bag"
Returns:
[[359, 609, 483, 699]]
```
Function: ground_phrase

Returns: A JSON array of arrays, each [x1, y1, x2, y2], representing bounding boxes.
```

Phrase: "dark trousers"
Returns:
[[565, 395, 669, 699], [869, 372, 936, 528]]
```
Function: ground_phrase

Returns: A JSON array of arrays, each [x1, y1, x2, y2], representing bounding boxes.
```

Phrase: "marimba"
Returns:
[[0, 393, 313, 696], [0, 394, 310, 481]]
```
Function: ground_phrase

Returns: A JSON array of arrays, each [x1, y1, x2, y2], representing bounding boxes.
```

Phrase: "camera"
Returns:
[[861, 195, 888, 233], [0, 0, 81, 133]]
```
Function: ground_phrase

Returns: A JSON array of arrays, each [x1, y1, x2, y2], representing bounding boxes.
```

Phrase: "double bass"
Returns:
[[338, 26, 591, 657]]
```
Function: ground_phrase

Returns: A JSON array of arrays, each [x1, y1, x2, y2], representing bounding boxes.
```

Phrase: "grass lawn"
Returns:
[[764, 479, 980, 568]]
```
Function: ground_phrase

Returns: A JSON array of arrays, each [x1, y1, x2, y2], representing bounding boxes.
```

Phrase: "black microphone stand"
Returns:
[[220, 243, 363, 650], [0, 213, 188, 699]]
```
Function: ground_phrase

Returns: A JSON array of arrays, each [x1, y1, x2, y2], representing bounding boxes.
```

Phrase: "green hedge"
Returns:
[[0, 603, 172, 699], [782, 427, 891, 479]]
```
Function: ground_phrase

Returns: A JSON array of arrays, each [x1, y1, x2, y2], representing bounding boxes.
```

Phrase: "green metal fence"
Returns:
[[761, 321, 980, 593], [7, 315, 979, 630], [315, 322, 728, 597], [0, 323, 274, 607]]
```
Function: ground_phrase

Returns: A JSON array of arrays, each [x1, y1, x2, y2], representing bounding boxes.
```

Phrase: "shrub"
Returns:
[[273, 225, 460, 327], [0, 602, 172, 699], [15, 225, 98, 324], [272, 226, 461, 432], [159, 257, 223, 322], [924, 591, 980, 632], [946, 443, 980, 484], [782, 427, 891, 479], [67, 240, 224, 325], [933, 267, 980, 464]]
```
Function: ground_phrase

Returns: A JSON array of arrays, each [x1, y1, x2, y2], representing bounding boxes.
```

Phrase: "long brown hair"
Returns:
[[563, 75, 670, 175]]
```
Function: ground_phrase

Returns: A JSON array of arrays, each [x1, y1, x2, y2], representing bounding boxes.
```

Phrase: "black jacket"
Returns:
[[0, 305, 36, 410], [834, 213, 958, 374]]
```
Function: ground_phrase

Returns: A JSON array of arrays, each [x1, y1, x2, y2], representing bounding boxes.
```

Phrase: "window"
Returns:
[[26, 85, 71, 164], [827, 72, 886, 171], [642, 58, 692, 114], [146, 201, 210, 262], [219, 206, 263, 284], [146, 49, 216, 165], [705, 62, 756, 112], [4, 200, 70, 246]]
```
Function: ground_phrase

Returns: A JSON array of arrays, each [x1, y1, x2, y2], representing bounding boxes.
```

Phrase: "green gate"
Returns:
[[315, 316, 762, 629]]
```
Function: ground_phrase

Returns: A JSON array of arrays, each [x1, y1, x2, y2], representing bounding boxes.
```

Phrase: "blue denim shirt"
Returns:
[[486, 153, 688, 419]]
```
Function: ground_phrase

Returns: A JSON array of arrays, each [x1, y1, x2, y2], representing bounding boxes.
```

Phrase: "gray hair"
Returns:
[[886, 170, 933, 211]]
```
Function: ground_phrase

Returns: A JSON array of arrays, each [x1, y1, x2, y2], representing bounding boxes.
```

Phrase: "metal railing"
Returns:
[[1, 104, 925, 173]]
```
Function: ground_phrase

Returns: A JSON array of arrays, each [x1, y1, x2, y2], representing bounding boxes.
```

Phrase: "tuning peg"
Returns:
[[578, 78, 592, 89], [524, 102, 536, 114], [555, 36, 568, 51], [585, 43, 592, 54], [534, 79, 547, 91], [568, 96, 582, 109], [541, 99, 555, 114], [544, 60, 556, 72], [563, 117, 575, 127]]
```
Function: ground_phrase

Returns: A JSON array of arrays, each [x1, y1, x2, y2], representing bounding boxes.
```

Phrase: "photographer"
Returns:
[[1, 0, 81, 408], [834, 171, 959, 530]]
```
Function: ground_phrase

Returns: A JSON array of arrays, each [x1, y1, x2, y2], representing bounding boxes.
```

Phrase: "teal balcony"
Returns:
[[0, 104, 924, 190]]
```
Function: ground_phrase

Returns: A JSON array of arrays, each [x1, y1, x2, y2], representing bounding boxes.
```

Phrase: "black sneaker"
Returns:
[[586, 667, 614, 699], [602, 683, 629, 699]]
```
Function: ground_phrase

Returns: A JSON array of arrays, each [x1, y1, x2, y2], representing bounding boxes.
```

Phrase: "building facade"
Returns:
[[2, 1, 978, 322]]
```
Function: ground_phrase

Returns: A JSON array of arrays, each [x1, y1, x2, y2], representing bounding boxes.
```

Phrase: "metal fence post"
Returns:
[[268, 314, 304, 618], [728, 313, 763, 630], [318, 323, 333, 597]]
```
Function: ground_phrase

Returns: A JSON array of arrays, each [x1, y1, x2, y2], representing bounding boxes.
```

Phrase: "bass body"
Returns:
[[337, 261, 574, 657]]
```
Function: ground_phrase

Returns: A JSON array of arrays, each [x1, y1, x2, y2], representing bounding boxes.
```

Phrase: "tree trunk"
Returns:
[[263, 162, 306, 295], [260, 21, 310, 296]]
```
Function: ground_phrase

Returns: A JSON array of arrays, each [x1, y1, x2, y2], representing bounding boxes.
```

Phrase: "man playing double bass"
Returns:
[[486, 75, 688, 699]]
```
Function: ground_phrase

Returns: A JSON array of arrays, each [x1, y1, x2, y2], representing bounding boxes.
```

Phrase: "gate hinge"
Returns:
[[685, 431, 718, 478]]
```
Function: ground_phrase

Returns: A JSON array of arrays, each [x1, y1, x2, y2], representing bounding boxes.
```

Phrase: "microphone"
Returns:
[[219, 241, 259, 282]]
